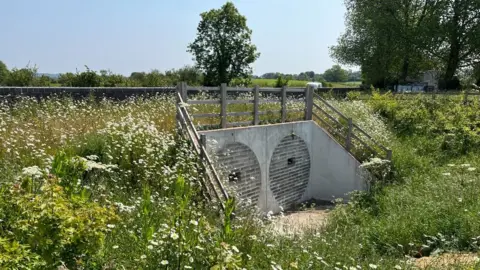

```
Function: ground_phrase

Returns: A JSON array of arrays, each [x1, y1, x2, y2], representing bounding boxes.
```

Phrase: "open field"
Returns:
[[1, 91, 480, 269], [330, 81, 362, 87], [251, 78, 361, 88]]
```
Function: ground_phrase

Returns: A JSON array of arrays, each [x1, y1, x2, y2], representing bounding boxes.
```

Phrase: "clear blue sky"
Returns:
[[0, 0, 350, 76]]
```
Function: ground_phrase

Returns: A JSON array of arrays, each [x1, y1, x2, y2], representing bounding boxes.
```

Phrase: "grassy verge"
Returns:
[[326, 91, 480, 264]]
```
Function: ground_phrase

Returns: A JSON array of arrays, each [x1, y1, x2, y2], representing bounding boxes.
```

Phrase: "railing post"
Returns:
[[181, 82, 188, 102], [281, 85, 287, 122], [200, 134, 207, 160], [199, 134, 208, 186], [254, 85, 260, 125], [220, 83, 227, 128], [345, 118, 353, 151], [176, 82, 182, 130], [305, 85, 313, 120], [386, 149, 393, 161]]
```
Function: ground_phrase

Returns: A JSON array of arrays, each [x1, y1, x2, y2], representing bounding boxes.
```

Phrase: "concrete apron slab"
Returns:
[[267, 205, 334, 236], [199, 120, 369, 215]]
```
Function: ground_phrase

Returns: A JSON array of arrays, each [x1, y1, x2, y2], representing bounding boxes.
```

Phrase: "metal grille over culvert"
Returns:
[[269, 134, 311, 209], [215, 142, 262, 205]]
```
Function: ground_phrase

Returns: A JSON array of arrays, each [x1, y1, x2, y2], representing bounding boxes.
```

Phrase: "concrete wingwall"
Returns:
[[199, 121, 367, 214], [302, 123, 367, 203]]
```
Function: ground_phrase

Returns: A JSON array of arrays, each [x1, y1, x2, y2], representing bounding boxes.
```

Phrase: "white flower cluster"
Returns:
[[319, 98, 393, 149], [21, 165, 44, 179]]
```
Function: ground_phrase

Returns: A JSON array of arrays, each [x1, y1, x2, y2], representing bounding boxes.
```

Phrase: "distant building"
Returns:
[[394, 70, 440, 92], [306, 82, 323, 89], [423, 70, 440, 90], [394, 82, 428, 93]]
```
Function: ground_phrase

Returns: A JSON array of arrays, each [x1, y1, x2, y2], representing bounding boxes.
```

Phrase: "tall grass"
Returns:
[[1, 92, 480, 269], [329, 92, 480, 259]]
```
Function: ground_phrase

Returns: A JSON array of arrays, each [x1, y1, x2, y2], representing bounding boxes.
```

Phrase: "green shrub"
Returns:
[[57, 72, 77, 86], [230, 77, 251, 87], [5, 67, 36, 86], [274, 76, 289, 88], [34, 75, 52, 87], [368, 91, 480, 156], [0, 61, 8, 85], [346, 90, 361, 100], [0, 237, 45, 269], [369, 90, 398, 119], [142, 70, 172, 86], [73, 66, 102, 87], [0, 176, 119, 269]]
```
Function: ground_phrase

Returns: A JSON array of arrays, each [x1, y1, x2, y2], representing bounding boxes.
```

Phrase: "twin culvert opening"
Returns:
[[217, 134, 311, 210], [228, 157, 297, 183]]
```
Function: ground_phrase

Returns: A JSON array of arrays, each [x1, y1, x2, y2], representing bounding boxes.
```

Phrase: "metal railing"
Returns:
[[175, 82, 393, 208], [175, 82, 313, 208], [178, 82, 392, 160], [312, 93, 392, 161], [180, 82, 313, 130], [175, 87, 229, 210]]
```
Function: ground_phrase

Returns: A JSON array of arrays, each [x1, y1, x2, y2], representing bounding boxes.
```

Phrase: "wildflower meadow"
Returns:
[[1, 90, 480, 269]]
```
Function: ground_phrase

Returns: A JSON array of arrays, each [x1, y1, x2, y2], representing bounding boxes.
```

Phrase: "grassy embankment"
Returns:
[[0, 90, 479, 269]]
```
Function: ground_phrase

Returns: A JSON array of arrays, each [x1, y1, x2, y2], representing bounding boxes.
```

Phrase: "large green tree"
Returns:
[[332, 0, 480, 88], [331, 0, 444, 87], [187, 2, 260, 86], [382, 0, 444, 81], [436, 0, 480, 83]]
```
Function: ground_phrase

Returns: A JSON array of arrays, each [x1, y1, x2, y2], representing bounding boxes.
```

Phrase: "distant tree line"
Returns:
[[0, 60, 360, 88], [0, 62, 204, 87], [259, 65, 361, 83], [0, 62, 55, 87], [58, 66, 204, 87]]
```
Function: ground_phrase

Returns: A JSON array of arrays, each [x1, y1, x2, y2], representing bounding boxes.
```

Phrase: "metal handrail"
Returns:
[[176, 106, 213, 201], [177, 106, 226, 209], [312, 94, 392, 161], [181, 103, 229, 200], [313, 93, 348, 120], [352, 123, 389, 153], [176, 92, 229, 210]]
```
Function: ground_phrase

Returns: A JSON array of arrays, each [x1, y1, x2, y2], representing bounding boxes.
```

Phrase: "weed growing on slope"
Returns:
[[329, 92, 480, 262]]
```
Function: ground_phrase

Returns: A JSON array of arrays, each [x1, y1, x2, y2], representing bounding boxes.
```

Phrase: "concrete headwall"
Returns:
[[199, 121, 367, 214], [301, 124, 367, 203]]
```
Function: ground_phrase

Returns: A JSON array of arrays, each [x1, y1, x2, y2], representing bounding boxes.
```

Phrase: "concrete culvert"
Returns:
[[269, 134, 311, 210], [215, 142, 262, 205]]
